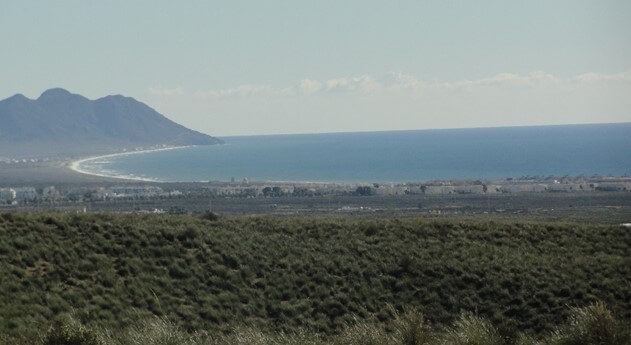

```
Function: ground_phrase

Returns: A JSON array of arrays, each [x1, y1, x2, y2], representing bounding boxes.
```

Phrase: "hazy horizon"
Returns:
[[215, 120, 631, 138], [2, 1, 630, 136]]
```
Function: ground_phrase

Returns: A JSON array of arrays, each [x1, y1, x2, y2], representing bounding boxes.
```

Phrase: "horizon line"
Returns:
[[217, 121, 631, 138]]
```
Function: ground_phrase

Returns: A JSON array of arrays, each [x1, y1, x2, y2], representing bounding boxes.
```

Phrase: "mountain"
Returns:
[[0, 88, 222, 156]]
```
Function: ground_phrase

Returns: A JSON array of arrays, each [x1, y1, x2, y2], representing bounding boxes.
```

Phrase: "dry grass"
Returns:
[[3, 303, 627, 345]]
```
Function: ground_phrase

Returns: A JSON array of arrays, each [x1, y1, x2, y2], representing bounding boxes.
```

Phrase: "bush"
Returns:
[[436, 314, 503, 345], [44, 316, 104, 345], [549, 302, 631, 345], [393, 309, 432, 345], [115, 318, 199, 345], [1, 303, 631, 345], [1, 212, 630, 340], [199, 212, 218, 222]]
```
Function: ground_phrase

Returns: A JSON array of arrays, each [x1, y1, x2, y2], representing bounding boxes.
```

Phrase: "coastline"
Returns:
[[68, 146, 194, 182], [67, 145, 364, 185]]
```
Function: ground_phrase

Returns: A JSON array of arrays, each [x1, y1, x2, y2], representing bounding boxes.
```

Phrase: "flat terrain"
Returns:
[[2, 160, 630, 225], [7, 191, 631, 225], [0, 160, 118, 184]]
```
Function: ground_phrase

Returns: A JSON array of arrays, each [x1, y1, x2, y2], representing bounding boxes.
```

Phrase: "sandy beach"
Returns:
[[0, 146, 195, 185], [68, 146, 193, 182]]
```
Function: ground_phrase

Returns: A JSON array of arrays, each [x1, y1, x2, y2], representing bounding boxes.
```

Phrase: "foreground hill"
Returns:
[[0, 212, 629, 342], [0, 89, 222, 156]]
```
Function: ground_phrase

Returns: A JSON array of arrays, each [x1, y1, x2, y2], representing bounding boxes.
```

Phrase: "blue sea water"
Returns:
[[79, 123, 631, 183]]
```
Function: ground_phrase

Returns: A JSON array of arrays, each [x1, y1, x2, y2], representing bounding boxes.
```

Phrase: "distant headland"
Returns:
[[0, 88, 222, 157]]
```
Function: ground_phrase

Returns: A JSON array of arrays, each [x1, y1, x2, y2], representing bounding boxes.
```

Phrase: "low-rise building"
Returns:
[[0, 188, 16, 203], [42, 186, 60, 200], [594, 182, 631, 192], [14, 187, 38, 201], [425, 186, 456, 195], [499, 184, 547, 193], [102, 186, 164, 198]]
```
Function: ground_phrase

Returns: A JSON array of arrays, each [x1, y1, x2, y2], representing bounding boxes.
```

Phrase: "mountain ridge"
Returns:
[[0, 88, 222, 157]]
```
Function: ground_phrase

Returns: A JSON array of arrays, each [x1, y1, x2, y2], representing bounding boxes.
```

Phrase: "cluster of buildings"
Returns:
[[92, 186, 179, 199], [397, 179, 631, 196], [0, 185, 182, 205], [204, 177, 631, 197], [0, 187, 38, 205], [205, 183, 358, 198], [1, 177, 628, 207]]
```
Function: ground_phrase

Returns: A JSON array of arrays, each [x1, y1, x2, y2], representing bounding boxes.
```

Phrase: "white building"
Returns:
[[42, 186, 60, 200], [425, 186, 456, 195], [13, 187, 38, 201], [0, 188, 16, 203], [499, 184, 548, 193], [103, 186, 164, 198]]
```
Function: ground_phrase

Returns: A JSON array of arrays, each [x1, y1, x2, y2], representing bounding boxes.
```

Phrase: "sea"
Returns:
[[76, 123, 631, 183]]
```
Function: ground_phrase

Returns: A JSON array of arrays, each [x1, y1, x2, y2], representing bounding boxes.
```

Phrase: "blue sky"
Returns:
[[1, 1, 630, 135]]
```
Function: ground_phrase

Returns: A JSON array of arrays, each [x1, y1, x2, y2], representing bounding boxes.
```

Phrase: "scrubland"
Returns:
[[0, 212, 629, 344]]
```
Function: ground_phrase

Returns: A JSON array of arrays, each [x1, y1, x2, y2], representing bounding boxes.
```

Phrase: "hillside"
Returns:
[[0, 89, 222, 156], [0, 212, 629, 342]]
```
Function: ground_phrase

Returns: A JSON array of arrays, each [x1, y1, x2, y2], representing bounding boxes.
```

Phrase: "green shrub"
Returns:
[[548, 302, 631, 345], [2, 304, 631, 345], [436, 314, 503, 345], [114, 318, 199, 345], [43, 316, 104, 345], [330, 319, 390, 345], [393, 309, 432, 345], [199, 212, 219, 222], [514, 334, 540, 345], [1, 212, 630, 340]]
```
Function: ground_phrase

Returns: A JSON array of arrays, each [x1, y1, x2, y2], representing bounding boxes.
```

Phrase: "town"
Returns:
[[2, 175, 629, 211]]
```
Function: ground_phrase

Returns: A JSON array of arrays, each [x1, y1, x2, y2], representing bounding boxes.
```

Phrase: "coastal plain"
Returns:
[[2, 157, 631, 223]]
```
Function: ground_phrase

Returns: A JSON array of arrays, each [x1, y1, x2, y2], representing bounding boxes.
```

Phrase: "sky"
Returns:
[[1, 0, 630, 136]]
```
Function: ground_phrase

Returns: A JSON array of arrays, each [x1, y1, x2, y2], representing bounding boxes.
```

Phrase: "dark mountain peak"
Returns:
[[94, 94, 156, 117], [3, 93, 30, 103], [100, 94, 127, 99], [97, 94, 137, 104], [10, 93, 28, 99], [38, 88, 73, 100], [0, 88, 222, 156], [37, 88, 93, 107], [0, 94, 35, 114]]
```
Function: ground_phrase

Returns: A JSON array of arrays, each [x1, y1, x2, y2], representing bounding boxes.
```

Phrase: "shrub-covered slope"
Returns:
[[0, 212, 629, 338]]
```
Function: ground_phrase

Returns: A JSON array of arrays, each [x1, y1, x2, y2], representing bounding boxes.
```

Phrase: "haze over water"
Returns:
[[78, 123, 631, 183]]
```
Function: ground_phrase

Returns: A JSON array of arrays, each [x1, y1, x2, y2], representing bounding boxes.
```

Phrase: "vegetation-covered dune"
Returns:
[[0, 212, 629, 344]]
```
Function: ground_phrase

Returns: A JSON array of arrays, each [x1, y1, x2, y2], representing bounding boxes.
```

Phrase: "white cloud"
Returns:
[[379, 72, 424, 89], [473, 70, 558, 85], [144, 69, 631, 136], [573, 70, 631, 83], [149, 69, 631, 101], [190, 75, 383, 99], [430, 71, 560, 90], [298, 79, 322, 95], [323, 75, 381, 93]]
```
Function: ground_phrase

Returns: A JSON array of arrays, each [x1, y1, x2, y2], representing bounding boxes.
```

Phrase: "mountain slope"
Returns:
[[0, 88, 222, 156]]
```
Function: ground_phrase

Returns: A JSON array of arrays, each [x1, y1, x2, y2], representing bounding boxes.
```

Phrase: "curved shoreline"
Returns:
[[69, 146, 194, 182], [68, 145, 347, 184]]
